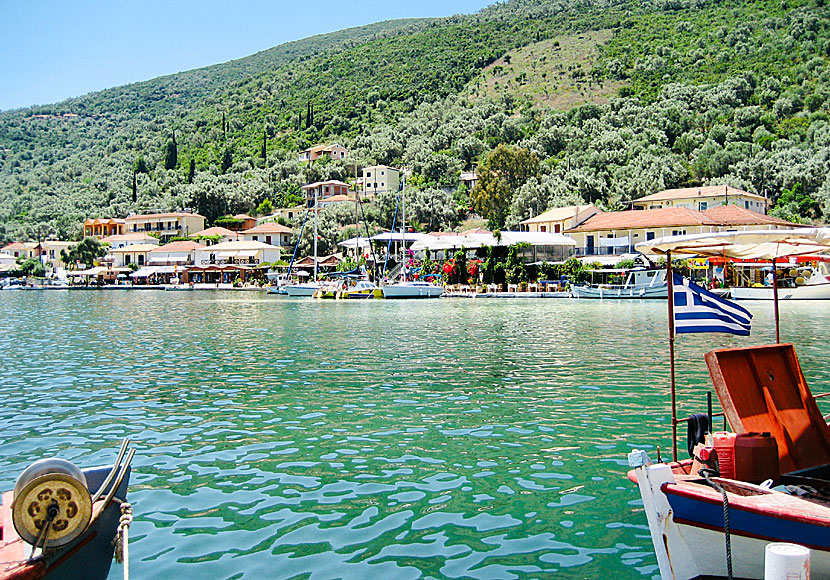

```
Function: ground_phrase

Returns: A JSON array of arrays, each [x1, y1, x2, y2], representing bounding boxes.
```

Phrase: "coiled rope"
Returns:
[[700, 469, 733, 580], [113, 502, 133, 580]]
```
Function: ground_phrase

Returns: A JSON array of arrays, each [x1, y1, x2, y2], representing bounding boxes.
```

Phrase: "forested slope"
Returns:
[[0, 0, 828, 243]]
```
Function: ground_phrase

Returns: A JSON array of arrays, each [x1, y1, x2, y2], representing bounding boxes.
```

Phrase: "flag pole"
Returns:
[[771, 258, 781, 343], [666, 250, 678, 462]]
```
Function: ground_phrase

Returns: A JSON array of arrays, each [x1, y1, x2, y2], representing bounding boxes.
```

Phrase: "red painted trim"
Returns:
[[664, 482, 830, 527], [673, 516, 830, 553]]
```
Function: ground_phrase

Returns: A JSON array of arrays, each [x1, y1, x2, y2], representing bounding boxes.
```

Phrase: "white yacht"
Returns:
[[381, 280, 444, 299]]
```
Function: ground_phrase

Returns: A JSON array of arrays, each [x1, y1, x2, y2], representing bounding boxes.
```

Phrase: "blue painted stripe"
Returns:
[[667, 491, 830, 549]]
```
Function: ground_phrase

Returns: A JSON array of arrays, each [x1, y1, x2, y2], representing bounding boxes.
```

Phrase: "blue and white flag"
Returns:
[[672, 273, 752, 336]]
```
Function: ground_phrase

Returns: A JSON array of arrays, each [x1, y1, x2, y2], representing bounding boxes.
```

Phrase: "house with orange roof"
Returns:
[[632, 185, 768, 214], [302, 180, 350, 202], [83, 218, 126, 239], [149, 241, 205, 266], [1, 242, 38, 259], [298, 143, 348, 162], [190, 226, 238, 245], [519, 204, 601, 234], [566, 207, 800, 257], [260, 205, 318, 224], [241, 222, 294, 248]]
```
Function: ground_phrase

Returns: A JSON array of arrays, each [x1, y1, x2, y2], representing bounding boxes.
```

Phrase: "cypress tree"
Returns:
[[187, 159, 196, 184], [261, 130, 267, 161], [132, 171, 137, 203], [222, 112, 226, 140]]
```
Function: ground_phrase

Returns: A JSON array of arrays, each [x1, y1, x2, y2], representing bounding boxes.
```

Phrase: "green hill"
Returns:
[[1, 0, 828, 243]]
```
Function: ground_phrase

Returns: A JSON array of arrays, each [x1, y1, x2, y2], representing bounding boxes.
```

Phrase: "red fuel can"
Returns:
[[734, 432, 779, 484]]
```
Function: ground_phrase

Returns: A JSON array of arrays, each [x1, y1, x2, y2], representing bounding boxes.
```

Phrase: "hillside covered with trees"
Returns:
[[1, 0, 828, 243]]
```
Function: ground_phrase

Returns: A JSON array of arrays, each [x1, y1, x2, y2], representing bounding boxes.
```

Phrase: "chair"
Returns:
[[705, 343, 830, 474]]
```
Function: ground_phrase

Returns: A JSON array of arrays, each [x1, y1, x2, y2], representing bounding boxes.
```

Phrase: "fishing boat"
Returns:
[[570, 267, 667, 299], [627, 228, 830, 579], [0, 440, 134, 580], [628, 344, 830, 579], [730, 259, 830, 300]]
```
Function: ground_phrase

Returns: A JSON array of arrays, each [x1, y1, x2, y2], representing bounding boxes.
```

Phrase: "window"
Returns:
[[252, 236, 258, 241], [138, 255, 144, 265], [745, 201, 749, 208], [647, 232, 655, 241], [366, 172, 372, 178], [540, 225, 547, 232], [700, 202, 707, 210], [554, 224, 561, 233], [381, 171, 385, 176], [126, 255, 132, 265]]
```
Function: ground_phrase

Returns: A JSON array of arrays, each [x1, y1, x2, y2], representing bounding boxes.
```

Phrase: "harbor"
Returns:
[[1, 290, 828, 579]]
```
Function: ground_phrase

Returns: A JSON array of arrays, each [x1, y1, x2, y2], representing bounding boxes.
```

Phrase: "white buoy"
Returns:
[[765, 543, 810, 580]]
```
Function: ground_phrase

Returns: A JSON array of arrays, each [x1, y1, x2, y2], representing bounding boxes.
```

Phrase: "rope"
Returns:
[[700, 469, 733, 580], [113, 502, 133, 580]]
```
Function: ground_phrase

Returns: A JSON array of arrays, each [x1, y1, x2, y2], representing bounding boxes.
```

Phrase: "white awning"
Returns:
[[636, 228, 830, 259], [130, 266, 159, 277], [598, 236, 630, 247], [216, 251, 238, 258], [68, 266, 108, 276], [236, 250, 259, 258]]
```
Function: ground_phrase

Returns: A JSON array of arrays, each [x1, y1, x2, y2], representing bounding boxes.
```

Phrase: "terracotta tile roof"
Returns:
[[302, 180, 349, 189], [125, 212, 204, 221], [242, 223, 293, 234], [233, 214, 255, 221], [110, 243, 158, 253], [320, 194, 356, 203], [568, 208, 718, 232], [635, 185, 765, 203], [521, 205, 597, 224], [151, 241, 205, 252], [701, 205, 799, 226], [192, 226, 237, 237]]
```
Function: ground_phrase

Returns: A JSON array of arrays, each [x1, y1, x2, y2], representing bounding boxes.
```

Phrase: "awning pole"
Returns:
[[666, 250, 678, 462], [772, 258, 781, 343]]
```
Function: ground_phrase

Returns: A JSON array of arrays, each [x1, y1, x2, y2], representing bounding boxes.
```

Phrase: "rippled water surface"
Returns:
[[1, 291, 828, 579]]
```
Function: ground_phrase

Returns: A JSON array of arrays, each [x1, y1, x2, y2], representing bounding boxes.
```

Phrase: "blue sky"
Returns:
[[0, 0, 492, 111]]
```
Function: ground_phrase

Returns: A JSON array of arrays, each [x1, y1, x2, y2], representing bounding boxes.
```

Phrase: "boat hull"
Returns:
[[571, 284, 667, 299], [0, 465, 131, 580], [730, 283, 830, 300], [284, 283, 321, 297], [631, 461, 830, 580], [381, 283, 444, 299]]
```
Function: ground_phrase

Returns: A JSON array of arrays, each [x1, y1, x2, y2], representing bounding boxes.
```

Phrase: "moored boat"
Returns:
[[0, 440, 134, 580], [628, 344, 830, 579], [570, 267, 667, 299], [381, 280, 444, 299], [730, 261, 830, 300]]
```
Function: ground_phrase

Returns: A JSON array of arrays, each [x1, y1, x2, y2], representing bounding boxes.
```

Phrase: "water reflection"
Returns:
[[0, 292, 826, 579]]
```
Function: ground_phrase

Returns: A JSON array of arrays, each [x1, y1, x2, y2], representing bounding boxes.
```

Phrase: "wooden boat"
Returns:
[[570, 268, 667, 299], [0, 441, 134, 580], [629, 344, 830, 579]]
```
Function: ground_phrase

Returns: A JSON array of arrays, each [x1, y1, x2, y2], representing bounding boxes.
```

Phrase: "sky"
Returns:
[[0, 0, 493, 112]]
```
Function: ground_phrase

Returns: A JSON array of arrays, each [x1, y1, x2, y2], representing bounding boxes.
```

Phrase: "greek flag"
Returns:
[[673, 273, 752, 336]]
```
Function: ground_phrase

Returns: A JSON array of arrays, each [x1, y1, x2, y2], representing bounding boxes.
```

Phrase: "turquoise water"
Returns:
[[1, 291, 828, 579]]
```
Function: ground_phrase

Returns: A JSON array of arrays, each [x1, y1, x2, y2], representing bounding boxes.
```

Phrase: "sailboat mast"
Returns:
[[313, 185, 318, 281], [401, 171, 406, 281]]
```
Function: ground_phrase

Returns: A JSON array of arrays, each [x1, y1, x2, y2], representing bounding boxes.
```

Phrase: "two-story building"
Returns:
[[362, 165, 401, 198], [519, 204, 601, 234], [301, 180, 350, 202], [241, 223, 294, 248], [1, 242, 38, 259], [83, 218, 126, 239], [632, 185, 767, 214], [298, 143, 349, 162], [124, 212, 205, 242], [190, 240, 281, 284], [110, 244, 158, 268], [566, 206, 799, 258], [149, 241, 204, 266]]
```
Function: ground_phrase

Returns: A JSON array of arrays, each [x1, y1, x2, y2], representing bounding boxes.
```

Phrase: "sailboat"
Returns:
[[380, 171, 443, 299], [283, 187, 323, 297]]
